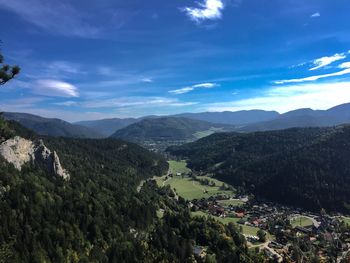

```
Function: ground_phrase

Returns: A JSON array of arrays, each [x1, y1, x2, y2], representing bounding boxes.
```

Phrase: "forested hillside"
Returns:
[[111, 117, 235, 151], [3, 112, 102, 138], [168, 126, 350, 213], [76, 118, 139, 137], [0, 117, 261, 262]]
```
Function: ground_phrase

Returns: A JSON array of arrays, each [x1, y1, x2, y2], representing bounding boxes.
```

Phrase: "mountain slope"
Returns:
[[76, 117, 139, 137], [168, 126, 350, 212], [175, 110, 279, 125], [110, 117, 235, 150], [239, 103, 350, 132], [3, 112, 102, 138]]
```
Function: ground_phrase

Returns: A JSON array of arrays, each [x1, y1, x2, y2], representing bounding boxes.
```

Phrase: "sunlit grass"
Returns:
[[290, 216, 313, 227]]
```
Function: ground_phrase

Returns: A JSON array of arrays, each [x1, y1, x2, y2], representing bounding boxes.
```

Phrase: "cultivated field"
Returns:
[[168, 160, 191, 174], [193, 127, 224, 139], [340, 216, 350, 225], [191, 211, 271, 238], [290, 216, 313, 227], [154, 161, 236, 200]]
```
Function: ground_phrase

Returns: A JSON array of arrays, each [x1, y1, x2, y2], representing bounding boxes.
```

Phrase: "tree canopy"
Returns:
[[0, 52, 20, 85]]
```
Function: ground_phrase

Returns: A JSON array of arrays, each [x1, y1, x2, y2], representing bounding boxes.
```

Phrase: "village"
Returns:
[[160, 160, 350, 262]]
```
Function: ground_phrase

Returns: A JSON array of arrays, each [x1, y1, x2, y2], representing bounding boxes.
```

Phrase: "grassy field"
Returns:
[[191, 211, 267, 237], [340, 216, 350, 225], [165, 176, 234, 200], [193, 127, 224, 139], [168, 160, 191, 174], [290, 216, 313, 227], [154, 161, 236, 200], [199, 175, 230, 187], [218, 199, 245, 207]]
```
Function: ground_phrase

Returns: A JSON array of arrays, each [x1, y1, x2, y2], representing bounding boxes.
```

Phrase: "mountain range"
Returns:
[[75, 118, 139, 137], [238, 103, 350, 132], [111, 117, 235, 141], [3, 102, 350, 142], [2, 112, 102, 138]]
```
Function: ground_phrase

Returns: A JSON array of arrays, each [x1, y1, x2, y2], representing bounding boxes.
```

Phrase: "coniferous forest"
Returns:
[[168, 126, 350, 213], [0, 118, 263, 262]]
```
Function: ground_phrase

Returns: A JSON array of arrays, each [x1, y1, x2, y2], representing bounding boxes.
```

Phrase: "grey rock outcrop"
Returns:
[[0, 136, 35, 170], [0, 136, 70, 180]]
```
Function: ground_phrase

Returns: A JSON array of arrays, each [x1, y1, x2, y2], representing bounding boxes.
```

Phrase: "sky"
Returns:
[[1, 0, 350, 122]]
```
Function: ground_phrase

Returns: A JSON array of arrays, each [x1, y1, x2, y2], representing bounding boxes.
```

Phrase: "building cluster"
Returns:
[[189, 196, 350, 262]]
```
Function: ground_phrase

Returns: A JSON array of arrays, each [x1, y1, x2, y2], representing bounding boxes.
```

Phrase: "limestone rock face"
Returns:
[[0, 136, 35, 170], [0, 136, 70, 180], [52, 151, 70, 180]]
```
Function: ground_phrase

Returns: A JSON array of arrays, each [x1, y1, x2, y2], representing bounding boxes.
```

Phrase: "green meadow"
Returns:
[[290, 216, 313, 228]]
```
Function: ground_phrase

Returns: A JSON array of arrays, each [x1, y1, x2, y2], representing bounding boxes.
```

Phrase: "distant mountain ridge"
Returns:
[[110, 117, 235, 150], [3, 112, 102, 138], [238, 103, 350, 132], [174, 110, 280, 125], [75, 118, 139, 137], [3, 102, 350, 140]]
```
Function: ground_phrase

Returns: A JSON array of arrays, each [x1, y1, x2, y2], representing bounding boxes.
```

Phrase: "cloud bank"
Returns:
[[206, 81, 350, 113]]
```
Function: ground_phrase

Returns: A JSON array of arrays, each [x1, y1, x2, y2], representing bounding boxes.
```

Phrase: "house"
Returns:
[[193, 246, 207, 258], [295, 226, 311, 235], [235, 212, 245, 218]]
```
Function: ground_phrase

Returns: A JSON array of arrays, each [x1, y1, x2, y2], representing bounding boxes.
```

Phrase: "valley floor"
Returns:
[[149, 160, 350, 262]]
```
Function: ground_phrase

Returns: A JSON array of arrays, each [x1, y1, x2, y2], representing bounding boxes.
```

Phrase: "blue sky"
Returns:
[[1, 0, 350, 121]]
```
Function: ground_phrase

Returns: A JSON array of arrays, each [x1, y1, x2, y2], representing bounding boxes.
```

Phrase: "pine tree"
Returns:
[[0, 51, 20, 85]]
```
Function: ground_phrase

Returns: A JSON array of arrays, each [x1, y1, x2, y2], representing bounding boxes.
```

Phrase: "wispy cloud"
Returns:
[[275, 68, 350, 84], [33, 80, 79, 97], [339, 62, 350, 69], [141, 78, 153, 83], [53, 101, 78, 107], [205, 82, 350, 113], [47, 61, 84, 75], [0, 0, 100, 37], [309, 53, 346, 71], [311, 12, 320, 18], [169, 82, 219, 94], [182, 0, 224, 23], [82, 96, 197, 109]]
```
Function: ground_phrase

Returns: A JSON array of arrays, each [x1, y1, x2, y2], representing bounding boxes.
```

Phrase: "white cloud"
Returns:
[[141, 78, 153, 83], [274, 68, 350, 84], [182, 0, 224, 23], [205, 82, 350, 113], [0, 0, 99, 37], [309, 53, 346, 71], [33, 80, 79, 97], [169, 82, 219, 94], [192, 83, 218, 88], [82, 96, 197, 109], [339, 62, 350, 69], [169, 87, 195, 95], [311, 12, 320, 18], [54, 101, 78, 107]]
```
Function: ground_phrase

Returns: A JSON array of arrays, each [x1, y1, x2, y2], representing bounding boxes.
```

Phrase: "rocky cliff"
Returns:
[[0, 136, 70, 180]]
